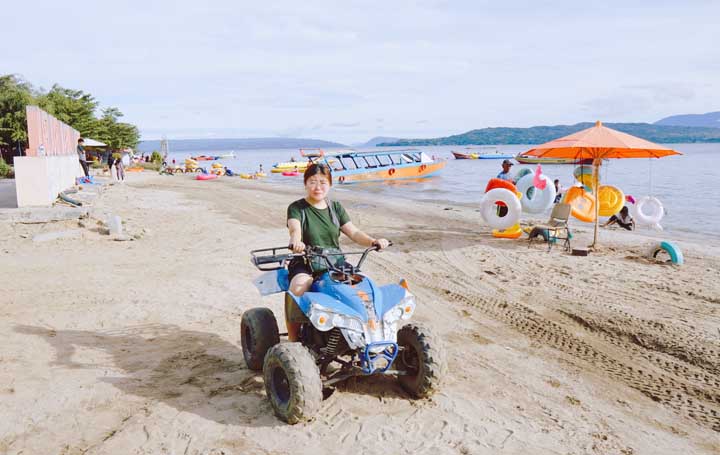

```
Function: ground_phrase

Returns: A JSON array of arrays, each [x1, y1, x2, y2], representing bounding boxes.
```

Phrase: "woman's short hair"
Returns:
[[303, 163, 333, 185]]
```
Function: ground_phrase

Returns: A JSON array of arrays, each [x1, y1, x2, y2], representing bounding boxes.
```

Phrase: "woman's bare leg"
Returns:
[[287, 273, 313, 342]]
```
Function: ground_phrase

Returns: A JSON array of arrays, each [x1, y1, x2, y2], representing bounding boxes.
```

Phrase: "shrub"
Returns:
[[0, 157, 13, 179], [150, 151, 163, 164]]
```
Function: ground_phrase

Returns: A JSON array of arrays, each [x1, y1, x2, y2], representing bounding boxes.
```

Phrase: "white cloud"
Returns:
[[1, 0, 718, 143]]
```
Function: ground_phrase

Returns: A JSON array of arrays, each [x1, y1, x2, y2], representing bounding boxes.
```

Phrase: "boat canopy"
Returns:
[[321, 149, 428, 171]]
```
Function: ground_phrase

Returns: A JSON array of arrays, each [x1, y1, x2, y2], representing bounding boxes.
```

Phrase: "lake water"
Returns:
[[164, 143, 720, 242]]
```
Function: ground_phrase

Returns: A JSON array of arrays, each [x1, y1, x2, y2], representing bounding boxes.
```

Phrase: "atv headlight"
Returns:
[[383, 293, 416, 324], [309, 303, 364, 332]]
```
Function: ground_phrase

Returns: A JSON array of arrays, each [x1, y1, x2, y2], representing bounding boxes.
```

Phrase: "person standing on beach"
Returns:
[[77, 138, 90, 178], [106, 149, 116, 178], [285, 163, 390, 342], [553, 179, 563, 203], [114, 151, 125, 182], [497, 159, 514, 181]]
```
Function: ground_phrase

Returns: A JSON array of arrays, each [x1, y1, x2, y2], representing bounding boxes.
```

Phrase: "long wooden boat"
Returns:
[[452, 151, 477, 159], [515, 154, 593, 165], [452, 147, 513, 160], [314, 149, 445, 184]]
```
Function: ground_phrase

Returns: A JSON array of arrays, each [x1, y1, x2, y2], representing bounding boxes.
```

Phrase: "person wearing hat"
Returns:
[[497, 159, 514, 181]]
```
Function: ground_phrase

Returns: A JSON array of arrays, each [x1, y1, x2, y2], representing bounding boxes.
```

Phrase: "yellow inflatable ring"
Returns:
[[597, 185, 625, 216], [563, 186, 596, 222], [492, 223, 523, 239]]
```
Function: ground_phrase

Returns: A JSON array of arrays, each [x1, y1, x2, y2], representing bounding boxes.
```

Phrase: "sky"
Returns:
[[2, 0, 719, 144]]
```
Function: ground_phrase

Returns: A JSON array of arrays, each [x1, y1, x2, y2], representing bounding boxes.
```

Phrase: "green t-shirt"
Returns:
[[287, 199, 350, 249]]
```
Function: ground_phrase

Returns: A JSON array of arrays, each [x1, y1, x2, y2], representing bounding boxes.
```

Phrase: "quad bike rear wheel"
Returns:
[[397, 323, 446, 398], [263, 343, 323, 424], [241, 308, 279, 370]]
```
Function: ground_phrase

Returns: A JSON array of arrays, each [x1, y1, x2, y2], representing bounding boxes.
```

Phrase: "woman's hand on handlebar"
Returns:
[[290, 240, 306, 254], [372, 238, 391, 250]]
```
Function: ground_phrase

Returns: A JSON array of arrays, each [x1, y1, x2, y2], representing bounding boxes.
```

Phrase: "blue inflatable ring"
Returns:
[[647, 241, 684, 265]]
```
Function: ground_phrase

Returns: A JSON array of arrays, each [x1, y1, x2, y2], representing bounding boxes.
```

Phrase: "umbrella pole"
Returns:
[[591, 158, 600, 248]]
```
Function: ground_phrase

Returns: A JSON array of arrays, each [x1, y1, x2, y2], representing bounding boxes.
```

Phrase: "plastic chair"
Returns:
[[528, 203, 572, 252]]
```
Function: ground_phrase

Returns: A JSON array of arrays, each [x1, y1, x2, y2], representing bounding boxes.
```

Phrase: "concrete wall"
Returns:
[[14, 155, 82, 207], [13, 106, 82, 207], [25, 106, 80, 157]]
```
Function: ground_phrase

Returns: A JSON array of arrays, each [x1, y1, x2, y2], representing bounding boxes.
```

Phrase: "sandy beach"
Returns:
[[1, 173, 718, 455]]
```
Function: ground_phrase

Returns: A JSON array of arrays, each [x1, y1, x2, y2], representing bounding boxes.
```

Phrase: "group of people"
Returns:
[[76, 138, 126, 182], [495, 159, 634, 230]]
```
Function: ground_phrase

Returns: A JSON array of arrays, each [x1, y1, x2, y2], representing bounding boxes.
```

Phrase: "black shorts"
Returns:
[[288, 257, 313, 282]]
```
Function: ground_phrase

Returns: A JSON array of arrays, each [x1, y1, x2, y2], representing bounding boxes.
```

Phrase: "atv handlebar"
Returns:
[[250, 242, 392, 272]]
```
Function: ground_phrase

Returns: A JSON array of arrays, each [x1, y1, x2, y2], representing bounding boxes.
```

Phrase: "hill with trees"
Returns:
[[654, 111, 720, 128], [378, 122, 720, 146], [0, 74, 140, 163]]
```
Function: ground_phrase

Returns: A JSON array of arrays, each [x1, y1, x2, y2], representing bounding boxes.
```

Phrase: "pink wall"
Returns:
[[25, 106, 80, 157]]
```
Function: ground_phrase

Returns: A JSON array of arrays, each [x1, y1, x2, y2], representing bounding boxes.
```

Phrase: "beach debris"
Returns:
[[32, 229, 83, 243], [1, 207, 89, 224], [107, 215, 123, 236]]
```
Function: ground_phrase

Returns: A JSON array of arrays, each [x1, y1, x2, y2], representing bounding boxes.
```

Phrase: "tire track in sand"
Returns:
[[371, 246, 720, 433]]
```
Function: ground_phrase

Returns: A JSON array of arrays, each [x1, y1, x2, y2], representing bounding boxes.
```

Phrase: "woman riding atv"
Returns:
[[286, 163, 390, 341]]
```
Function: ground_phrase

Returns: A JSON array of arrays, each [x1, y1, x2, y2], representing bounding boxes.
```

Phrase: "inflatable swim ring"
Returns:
[[631, 196, 664, 228], [492, 223, 523, 239], [282, 171, 301, 176], [485, 178, 521, 207], [239, 173, 254, 179], [485, 178, 517, 193], [255, 172, 267, 178], [480, 188, 521, 230], [563, 186, 596, 222], [513, 168, 532, 184], [515, 174, 556, 214], [573, 166, 594, 191], [196, 174, 218, 181], [647, 241, 683, 265], [597, 185, 625, 217]]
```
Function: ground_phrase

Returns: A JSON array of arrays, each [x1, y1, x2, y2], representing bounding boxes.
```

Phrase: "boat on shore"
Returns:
[[192, 155, 218, 161], [313, 149, 445, 184], [515, 154, 593, 165], [270, 149, 337, 173], [191, 152, 235, 161], [270, 161, 308, 173]]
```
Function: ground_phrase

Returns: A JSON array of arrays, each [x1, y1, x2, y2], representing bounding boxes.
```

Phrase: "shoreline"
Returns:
[[1, 172, 718, 454]]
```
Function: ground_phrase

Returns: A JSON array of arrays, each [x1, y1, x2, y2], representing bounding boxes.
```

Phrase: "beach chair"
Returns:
[[528, 203, 572, 252]]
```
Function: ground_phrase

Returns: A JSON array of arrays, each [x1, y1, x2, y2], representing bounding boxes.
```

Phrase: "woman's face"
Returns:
[[305, 174, 331, 201]]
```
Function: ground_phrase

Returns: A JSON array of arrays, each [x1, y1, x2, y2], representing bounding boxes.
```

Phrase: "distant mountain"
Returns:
[[654, 111, 720, 128], [378, 122, 720, 146], [137, 137, 346, 153], [357, 136, 402, 147]]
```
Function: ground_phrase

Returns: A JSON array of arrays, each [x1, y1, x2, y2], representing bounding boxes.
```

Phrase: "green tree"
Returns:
[[0, 74, 36, 152], [96, 107, 140, 149], [37, 85, 99, 137], [0, 75, 141, 158]]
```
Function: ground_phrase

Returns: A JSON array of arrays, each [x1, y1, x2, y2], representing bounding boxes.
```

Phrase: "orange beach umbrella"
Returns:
[[524, 121, 681, 248]]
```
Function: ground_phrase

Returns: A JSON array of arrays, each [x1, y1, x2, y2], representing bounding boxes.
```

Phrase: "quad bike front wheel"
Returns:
[[397, 323, 446, 398], [241, 308, 279, 370], [263, 343, 323, 424]]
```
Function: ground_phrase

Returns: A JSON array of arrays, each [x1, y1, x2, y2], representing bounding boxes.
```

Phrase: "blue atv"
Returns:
[[243, 245, 446, 424]]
